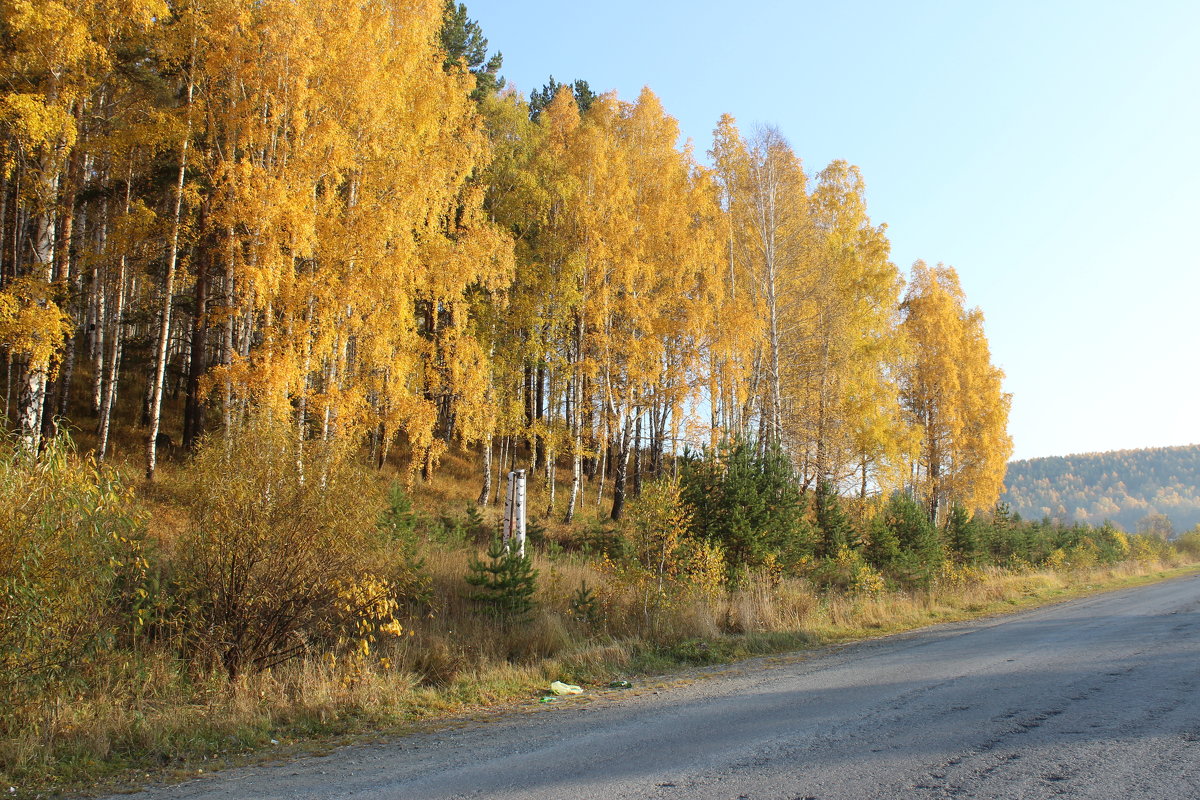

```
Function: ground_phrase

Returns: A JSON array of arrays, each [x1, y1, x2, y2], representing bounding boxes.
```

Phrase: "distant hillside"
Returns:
[[1000, 445, 1200, 535]]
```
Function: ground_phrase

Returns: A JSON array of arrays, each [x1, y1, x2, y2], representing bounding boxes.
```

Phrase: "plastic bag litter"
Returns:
[[549, 681, 583, 696]]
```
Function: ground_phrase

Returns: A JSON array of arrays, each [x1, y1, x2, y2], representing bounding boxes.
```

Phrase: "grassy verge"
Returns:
[[9, 556, 1195, 798], [5, 433, 1198, 796]]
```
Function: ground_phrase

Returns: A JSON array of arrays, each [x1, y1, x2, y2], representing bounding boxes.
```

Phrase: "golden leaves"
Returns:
[[901, 261, 1012, 515], [0, 278, 72, 371]]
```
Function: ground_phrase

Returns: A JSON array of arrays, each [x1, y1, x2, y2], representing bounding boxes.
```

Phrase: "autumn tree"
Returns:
[[788, 160, 909, 495], [710, 121, 809, 452], [0, 0, 162, 450], [182, 0, 511, 480], [589, 89, 719, 519], [899, 261, 1012, 521], [704, 115, 764, 447]]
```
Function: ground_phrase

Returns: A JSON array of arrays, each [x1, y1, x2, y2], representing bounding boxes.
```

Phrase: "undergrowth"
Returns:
[[1, 428, 1196, 796]]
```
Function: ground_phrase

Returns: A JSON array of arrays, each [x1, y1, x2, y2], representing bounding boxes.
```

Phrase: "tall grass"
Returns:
[[1, 432, 1195, 794]]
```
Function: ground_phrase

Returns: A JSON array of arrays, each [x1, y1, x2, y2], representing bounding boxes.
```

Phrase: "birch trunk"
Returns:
[[146, 66, 194, 480], [610, 411, 634, 521], [478, 435, 493, 505]]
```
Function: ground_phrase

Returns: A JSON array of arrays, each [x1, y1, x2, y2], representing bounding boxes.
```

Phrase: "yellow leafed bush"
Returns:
[[174, 419, 416, 679]]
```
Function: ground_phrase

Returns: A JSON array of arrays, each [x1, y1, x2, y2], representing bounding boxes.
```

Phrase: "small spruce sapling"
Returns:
[[568, 580, 600, 626], [466, 536, 538, 621]]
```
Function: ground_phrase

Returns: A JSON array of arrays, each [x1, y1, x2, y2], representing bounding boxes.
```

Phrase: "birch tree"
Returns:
[[900, 261, 1011, 521]]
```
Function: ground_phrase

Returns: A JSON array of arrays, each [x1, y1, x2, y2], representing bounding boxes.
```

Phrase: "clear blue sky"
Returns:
[[467, 0, 1200, 461]]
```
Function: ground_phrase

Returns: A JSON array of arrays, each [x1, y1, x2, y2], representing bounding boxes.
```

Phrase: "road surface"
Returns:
[[104, 574, 1200, 799]]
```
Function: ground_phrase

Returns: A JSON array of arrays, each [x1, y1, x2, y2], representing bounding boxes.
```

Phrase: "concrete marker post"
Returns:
[[514, 469, 527, 558]]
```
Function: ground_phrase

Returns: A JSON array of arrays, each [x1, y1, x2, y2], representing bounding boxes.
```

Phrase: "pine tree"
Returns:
[[466, 536, 538, 621], [815, 481, 855, 559], [680, 438, 811, 572], [439, 1, 504, 101], [864, 509, 902, 570], [945, 504, 980, 563], [882, 492, 943, 583], [529, 76, 596, 120]]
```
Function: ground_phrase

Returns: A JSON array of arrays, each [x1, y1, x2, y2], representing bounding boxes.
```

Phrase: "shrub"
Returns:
[[175, 420, 409, 678], [812, 545, 884, 595], [0, 432, 145, 704], [623, 478, 692, 588], [1174, 526, 1200, 560]]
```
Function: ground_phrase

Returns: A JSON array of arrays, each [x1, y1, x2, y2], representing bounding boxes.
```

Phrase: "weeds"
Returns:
[[1, 432, 1197, 794]]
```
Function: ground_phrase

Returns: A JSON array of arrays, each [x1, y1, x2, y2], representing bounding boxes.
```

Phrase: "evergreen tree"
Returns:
[[864, 510, 902, 570], [882, 492, 943, 584], [439, 0, 505, 101], [529, 76, 596, 120], [466, 537, 538, 621], [680, 439, 812, 571], [815, 481, 855, 558], [944, 504, 980, 563]]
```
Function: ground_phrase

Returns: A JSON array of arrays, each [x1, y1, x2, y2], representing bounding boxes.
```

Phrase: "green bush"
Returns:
[[815, 481, 856, 559], [1173, 526, 1200, 560], [944, 504, 981, 563], [680, 438, 813, 574], [0, 431, 145, 704], [879, 493, 943, 586]]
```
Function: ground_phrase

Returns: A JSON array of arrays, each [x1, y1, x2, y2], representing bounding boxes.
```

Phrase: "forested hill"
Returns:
[[1001, 445, 1200, 534]]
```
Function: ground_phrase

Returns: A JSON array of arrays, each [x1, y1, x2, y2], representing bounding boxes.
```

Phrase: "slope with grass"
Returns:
[[98, 572, 1200, 800], [2, 428, 1199, 796]]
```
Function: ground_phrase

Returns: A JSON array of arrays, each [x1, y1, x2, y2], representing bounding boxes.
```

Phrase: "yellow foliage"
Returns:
[[682, 538, 728, 601], [1044, 548, 1069, 571], [0, 93, 77, 177], [938, 561, 978, 588], [833, 546, 885, 596], [334, 575, 406, 662], [187, 0, 510, 462], [1109, 529, 1132, 560], [0, 277, 72, 371], [1129, 536, 1158, 564], [901, 262, 1012, 518]]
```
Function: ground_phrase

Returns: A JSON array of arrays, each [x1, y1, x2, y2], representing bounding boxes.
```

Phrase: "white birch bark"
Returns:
[[146, 62, 194, 479]]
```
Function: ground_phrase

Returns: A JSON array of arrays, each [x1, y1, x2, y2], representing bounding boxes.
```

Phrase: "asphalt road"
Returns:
[[104, 574, 1200, 800]]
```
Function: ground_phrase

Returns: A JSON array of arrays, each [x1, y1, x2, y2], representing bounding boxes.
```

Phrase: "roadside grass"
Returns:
[[6, 550, 1195, 798], [4, 431, 1197, 796]]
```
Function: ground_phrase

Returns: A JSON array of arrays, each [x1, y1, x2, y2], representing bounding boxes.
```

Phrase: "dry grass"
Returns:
[[4, 427, 1197, 795], [5, 533, 1193, 794]]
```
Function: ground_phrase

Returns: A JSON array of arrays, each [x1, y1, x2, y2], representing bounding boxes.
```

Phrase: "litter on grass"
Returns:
[[549, 681, 583, 696]]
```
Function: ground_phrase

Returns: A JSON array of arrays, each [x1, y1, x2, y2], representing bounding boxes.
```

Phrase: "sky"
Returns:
[[466, 0, 1200, 462]]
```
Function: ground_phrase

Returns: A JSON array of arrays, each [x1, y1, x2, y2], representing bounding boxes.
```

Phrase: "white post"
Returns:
[[503, 470, 516, 550], [514, 469, 527, 557]]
